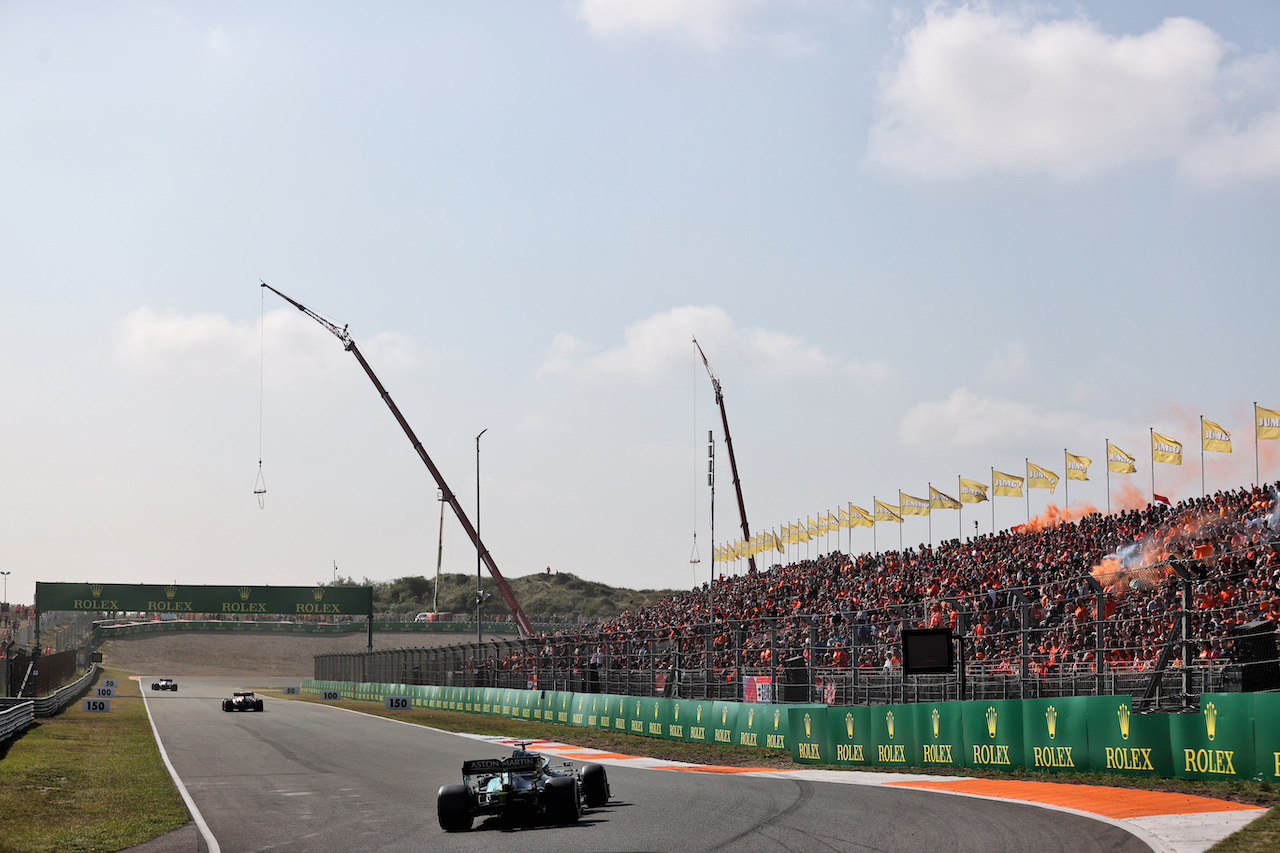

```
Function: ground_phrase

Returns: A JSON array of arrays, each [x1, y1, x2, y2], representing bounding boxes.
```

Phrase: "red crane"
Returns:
[[693, 338, 756, 573], [262, 283, 534, 638]]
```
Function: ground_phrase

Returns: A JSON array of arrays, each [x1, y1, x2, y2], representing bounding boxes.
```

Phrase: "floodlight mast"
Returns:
[[693, 337, 755, 573], [261, 282, 534, 639]]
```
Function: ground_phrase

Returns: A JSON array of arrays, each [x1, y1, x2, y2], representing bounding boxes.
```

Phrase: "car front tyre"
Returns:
[[581, 764, 609, 807]]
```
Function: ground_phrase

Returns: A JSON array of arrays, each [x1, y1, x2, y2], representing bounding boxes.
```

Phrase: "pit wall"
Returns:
[[299, 681, 1280, 783]]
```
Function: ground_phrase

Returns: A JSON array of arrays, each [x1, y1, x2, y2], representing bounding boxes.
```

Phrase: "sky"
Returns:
[[3, 1, 1279, 608]]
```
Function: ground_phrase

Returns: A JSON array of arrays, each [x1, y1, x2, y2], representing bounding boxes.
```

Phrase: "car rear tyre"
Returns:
[[254, 699, 263, 711], [437, 784, 472, 831], [545, 776, 581, 824], [221, 700, 232, 712], [581, 764, 609, 807]]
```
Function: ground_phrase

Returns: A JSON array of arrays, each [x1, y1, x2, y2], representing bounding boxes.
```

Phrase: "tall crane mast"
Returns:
[[262, 283, 534, 639], [693, 338, 756, 574]]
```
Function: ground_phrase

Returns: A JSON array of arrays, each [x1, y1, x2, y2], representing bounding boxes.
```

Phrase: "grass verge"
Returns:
[[273, 689, 1279, 852], [0, 669, 188, 853]]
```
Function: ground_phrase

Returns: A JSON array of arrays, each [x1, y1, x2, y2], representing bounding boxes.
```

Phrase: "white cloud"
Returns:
[[537, 305, 869, 383], [899, 387, 1128, 452], [573, 0, 770, 50], [113, 307, 419, 379], [867, 6, 1280, 184]]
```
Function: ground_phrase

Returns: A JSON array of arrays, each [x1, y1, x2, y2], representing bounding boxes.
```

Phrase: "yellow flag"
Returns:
[[874, 499, 902, 523], [1152, 432, 1182, 465], [773, 530, 784, 553], [1202, 419, 1231, 453], [1065, 452, 1091, 481], [796, 522, 810, 543], [1027, 462, 1058, 493], [959, 478, 989, 503], [899, 492, 930, 516], [817, 513, 831, 535], [1258, 406, 1280, 440], [1108, 442, 1136, 474], [992, 470, 1024, 497], [806, 517, 819, 537], [930, 486, 961, 510], [848, 504, 874, 528]]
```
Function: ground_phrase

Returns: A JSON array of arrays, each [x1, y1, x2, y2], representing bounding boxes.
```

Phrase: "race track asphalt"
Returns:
[[137, 676, 1153, 853]]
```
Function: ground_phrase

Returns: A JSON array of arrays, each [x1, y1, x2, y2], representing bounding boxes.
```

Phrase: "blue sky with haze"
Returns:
[[3, 2, 1278, 606]]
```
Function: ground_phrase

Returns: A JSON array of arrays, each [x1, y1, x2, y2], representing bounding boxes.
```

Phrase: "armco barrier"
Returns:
[[298, 679, 1280, 784]]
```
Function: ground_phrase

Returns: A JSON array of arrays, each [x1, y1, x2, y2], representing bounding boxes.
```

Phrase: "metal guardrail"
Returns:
[[34, 664, 99, 718], [0, 663, 99, 744], [0, 701, 34, 742]]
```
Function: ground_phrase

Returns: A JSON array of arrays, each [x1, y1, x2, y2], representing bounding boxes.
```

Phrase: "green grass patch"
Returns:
[[0, 669, 188, 853]]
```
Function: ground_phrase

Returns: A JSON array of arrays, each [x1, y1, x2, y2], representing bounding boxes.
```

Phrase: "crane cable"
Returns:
[[254, 287, 267, 508]]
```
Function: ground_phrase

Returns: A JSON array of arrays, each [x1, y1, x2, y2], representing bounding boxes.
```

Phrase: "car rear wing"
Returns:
[[462, 756, 541, 775]]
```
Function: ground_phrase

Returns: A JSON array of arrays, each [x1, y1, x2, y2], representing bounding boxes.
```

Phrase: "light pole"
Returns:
[[0, 571, 8, 624], [476, 428, 488, 644]]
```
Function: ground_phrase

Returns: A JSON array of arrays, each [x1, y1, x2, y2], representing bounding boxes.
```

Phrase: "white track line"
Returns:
[[141, 684, 220, 853]]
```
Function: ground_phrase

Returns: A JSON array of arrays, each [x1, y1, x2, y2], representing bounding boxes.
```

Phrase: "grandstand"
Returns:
[[316, 480, 1280, 709]]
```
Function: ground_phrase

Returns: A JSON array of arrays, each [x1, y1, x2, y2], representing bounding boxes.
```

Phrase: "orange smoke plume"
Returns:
[[1022, 502, 1099, 532], [1113, 482, 1147, 512]]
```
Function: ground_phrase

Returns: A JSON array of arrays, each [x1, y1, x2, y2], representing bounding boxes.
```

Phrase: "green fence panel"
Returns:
[[1022, 697, 1091, 774], [759, 703, 790, 751], [621, 697, 659, 738], [790, 705, 831, 764], [570, 694, 592, 727], [1170, 694, 1255, 781], [593, 693, 619, 731], [868, 704, 916, 768], [670, 699, 715, 744], [961, 699, 1024, 771], [711, 702, 740, 746], [734, 702, 769, 749], [547, 691, 574, 725], [912, 702, 965, 770], [1255, 693, 1280, 783], [1086, 697, 1174, 778], [825, 705, 872, 766]]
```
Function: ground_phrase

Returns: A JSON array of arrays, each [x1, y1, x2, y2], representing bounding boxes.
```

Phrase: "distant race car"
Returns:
[[221, 691, 264, 712], [150, 677, 178, 691], [437, 741, 610, 831]]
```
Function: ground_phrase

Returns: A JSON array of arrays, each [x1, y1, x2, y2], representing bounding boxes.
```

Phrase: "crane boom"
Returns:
[[262, 282, 534, 638], [693, 338, 756, 573]]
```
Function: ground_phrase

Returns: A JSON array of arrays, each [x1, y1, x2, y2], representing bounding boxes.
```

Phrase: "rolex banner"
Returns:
[[1169, 693, 1255, 781], [1022, 697, 1091, 774], [1086, 696, 1174, 778], [36, 582, 373, 616], [913, 701, 966, 769], [961, 699, 1025, 771]]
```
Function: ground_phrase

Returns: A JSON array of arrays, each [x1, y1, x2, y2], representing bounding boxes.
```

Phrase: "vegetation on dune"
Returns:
[[330, 570, 681, 621]]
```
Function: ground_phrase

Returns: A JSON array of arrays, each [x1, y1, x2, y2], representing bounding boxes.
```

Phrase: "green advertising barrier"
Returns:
[[40, 581, 372, 616], [825, 705, 871, 766], [1023, 697, 1091, 774], [594, 693, 619, 731], [550, 692, 576, 726], [912, 702, 965, 770], [1255, 694, 1280, 783], [869, 704, 916, 768], [711, 702, 739, 746], [634, 697, 669, 739], [1170, 694, 1255, 781], [961, 700, 1023, 772], [789, 705, 831, 764], [734, 702, 789, 750], [667, 699, 714, 744], [1087, 697, 1174, 778]]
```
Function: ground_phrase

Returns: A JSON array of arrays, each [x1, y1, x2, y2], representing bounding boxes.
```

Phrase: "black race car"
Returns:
[[437, 741, 610, 831], [221, 690, 264, 712], [150, 677, 178, 691]]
